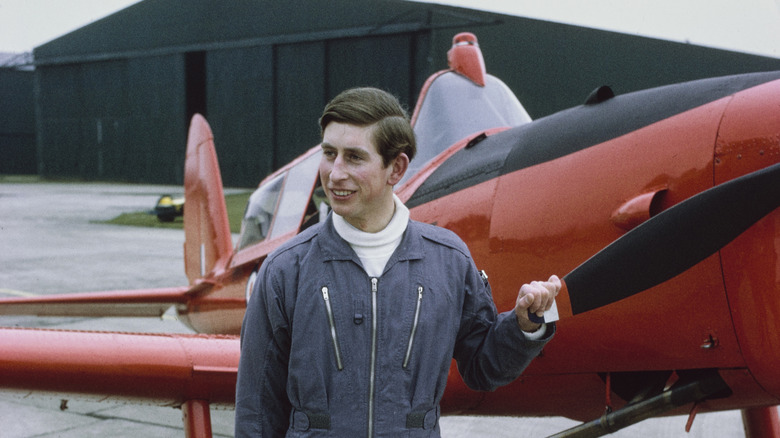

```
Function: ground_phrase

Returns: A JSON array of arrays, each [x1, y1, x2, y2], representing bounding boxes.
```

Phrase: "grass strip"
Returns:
[[101, 191, 252, 233]]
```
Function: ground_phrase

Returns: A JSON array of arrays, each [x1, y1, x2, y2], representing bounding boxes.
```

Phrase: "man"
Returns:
[[235, 87, 559, 437]]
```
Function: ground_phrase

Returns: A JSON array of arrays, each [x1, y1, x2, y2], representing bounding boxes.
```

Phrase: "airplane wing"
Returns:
[[0, 326, 238, 437], [0, 286, 190, 317]]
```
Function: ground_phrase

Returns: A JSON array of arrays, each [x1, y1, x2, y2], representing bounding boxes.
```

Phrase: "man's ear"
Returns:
[[388, 153, 409, 186]]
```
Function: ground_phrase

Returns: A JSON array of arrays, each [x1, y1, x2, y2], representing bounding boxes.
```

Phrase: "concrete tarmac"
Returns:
[[0, 181, 748, 437]]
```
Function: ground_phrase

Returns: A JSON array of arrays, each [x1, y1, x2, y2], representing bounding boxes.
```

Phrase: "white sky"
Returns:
[[0, 0, 142, 52], [0, 0, 778, 58]]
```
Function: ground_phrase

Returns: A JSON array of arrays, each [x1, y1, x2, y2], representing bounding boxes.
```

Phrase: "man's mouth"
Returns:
[[331, 189, 354, 197]]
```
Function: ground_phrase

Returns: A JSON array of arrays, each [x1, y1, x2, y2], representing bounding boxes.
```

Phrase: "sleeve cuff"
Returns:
[[522, 323, 547, 340]]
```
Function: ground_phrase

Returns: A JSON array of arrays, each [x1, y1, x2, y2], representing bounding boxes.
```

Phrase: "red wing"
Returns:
[[0, 286, 190, 318], [0, 326, 238, 406]]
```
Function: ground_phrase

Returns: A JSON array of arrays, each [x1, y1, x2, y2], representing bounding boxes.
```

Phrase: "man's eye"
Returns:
[[349, 154, 363, 161]]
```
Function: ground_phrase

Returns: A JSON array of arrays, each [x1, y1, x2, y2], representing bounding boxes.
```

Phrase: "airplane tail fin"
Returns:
[[183, 114, 233, 285]]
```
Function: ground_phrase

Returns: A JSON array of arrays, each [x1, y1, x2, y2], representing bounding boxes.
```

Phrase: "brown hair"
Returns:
[[319, 87, 416, 167]]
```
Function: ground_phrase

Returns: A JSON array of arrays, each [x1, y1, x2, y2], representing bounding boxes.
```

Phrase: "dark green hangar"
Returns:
[[29, 0, 780, 187]]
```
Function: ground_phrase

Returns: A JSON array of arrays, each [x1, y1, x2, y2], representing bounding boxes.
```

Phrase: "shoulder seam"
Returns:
[[265, 225, 320, 264], [414, 222, 470, 258]]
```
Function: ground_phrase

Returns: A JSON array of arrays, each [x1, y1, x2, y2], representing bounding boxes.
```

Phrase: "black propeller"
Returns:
[[564, 162, 780, 315]]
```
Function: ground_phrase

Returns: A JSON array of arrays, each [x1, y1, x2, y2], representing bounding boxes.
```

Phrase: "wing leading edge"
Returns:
[[0, 286, 190, 318]]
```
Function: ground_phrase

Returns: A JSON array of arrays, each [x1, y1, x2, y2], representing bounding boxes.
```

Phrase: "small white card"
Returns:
[[543, 300, 559, 323]]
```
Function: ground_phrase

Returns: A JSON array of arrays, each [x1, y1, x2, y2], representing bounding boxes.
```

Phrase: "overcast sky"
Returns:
[[0, 0, 141, 52], [1, 0, 778, 58]]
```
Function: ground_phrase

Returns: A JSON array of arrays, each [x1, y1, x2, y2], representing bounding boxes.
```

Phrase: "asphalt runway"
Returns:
[[0, 181, 748, 437]]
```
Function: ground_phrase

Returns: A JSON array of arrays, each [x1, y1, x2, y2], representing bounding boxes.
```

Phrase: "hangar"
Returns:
[[29, 0, 780, 187]]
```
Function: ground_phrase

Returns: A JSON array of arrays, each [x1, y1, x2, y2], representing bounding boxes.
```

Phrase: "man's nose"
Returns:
[[329, 156, 348, 181]]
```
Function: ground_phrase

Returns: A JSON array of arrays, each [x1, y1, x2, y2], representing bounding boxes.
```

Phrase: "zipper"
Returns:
[[321, 286, 343, 371], [403, 285, 424, 369], [368, 277, 378, 438]]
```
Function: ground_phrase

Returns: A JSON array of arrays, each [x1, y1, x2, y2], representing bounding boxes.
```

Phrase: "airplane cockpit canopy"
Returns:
[[404, 71, 531, 184], [236, 149, 324, 250]]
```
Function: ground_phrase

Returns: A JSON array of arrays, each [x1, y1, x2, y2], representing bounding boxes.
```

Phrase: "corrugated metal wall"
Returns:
[[36, 55, 186, 183]]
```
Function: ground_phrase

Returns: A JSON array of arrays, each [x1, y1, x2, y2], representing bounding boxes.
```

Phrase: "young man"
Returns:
[[235, 87, 559, 437]]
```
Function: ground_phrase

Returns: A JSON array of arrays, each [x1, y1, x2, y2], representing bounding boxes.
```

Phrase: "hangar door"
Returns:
[[206, 31, 431, 188]]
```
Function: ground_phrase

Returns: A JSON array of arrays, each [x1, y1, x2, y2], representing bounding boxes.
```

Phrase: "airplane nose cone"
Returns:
[[714, 76, 780, 399]]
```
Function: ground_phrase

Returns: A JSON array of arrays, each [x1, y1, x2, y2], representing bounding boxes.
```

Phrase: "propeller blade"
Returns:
[[565, 162, 780, 315]]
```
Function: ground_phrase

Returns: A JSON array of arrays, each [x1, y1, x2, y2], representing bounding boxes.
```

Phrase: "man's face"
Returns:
[[319, 122, 399, 232]]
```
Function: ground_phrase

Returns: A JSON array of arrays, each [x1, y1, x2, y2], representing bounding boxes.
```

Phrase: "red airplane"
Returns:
[[2, 32, 780, 437]]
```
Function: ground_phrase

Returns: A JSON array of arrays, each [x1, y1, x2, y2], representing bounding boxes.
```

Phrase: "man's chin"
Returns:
[[329, 203, 351, 218]]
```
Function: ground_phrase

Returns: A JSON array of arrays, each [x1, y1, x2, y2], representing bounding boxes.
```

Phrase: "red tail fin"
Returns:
[[183, 114, 233, 285]]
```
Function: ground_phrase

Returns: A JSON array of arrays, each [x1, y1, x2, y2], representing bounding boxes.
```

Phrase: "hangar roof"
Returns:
[[33, 0, 499, 65]]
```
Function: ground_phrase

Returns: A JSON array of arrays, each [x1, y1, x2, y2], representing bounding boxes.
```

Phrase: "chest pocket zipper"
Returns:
[[403, 286, 424, 369], [321, 286, 343, 371]]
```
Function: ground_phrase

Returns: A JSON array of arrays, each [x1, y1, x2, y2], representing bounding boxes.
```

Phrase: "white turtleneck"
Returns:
[[332, 194, 409, 277]]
